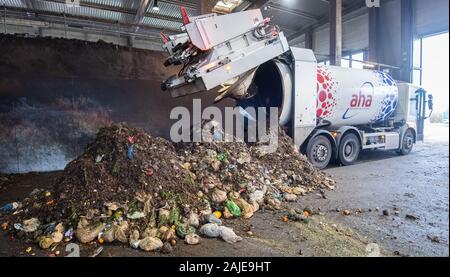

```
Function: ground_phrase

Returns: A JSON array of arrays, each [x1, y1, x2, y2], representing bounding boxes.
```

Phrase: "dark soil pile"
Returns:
[[0, 123, 335, 252]]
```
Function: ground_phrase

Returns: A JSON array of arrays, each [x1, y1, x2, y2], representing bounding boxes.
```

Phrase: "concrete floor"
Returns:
[[0, 124, 448, 257], [302, 123, 449, 257]]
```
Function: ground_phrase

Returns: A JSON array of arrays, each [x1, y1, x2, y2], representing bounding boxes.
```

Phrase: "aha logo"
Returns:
[[342, 82, 374, 120], [350, 82, 374, 108]]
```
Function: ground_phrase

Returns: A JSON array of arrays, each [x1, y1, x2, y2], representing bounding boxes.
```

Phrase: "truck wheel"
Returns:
[[338, 133, 360, 166], [307, 135, 332, 170], [398, 129, 414, 155]]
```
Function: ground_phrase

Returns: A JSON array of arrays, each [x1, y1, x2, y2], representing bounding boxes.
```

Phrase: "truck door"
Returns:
[[415, 88, 433, 141]]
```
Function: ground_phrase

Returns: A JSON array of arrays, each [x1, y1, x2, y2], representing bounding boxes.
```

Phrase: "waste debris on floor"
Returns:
[[0, 123, 335, 254]]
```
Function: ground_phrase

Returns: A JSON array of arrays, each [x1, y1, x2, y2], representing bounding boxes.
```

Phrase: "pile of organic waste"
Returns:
[[0, 123, 335, 253]]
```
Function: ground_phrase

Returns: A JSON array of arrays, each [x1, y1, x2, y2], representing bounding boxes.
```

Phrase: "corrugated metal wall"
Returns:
[[289, 34, 306, 49], [312, 11, 369, 58], [343, 12, 369, 52], [302, 0, 448, 62], [378, 0, 402, 68], [415, 0, 449, 36]]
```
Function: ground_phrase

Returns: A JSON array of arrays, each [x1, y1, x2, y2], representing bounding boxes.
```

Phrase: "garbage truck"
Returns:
[[160, 8, 433, 169]]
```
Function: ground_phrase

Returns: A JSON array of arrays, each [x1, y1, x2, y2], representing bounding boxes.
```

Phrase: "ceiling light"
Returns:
[[152, 0, 160, 11]]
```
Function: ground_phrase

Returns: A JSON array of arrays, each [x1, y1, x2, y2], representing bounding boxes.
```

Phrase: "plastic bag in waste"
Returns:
[[38, 236, 54, 249], [64, 228, 74, 241], [211, 160, 221, 172], [143, 227, 158, 239], [158, 226, 169, 237], [201, 175, 221, 191], [248, 186, 267, 204], [95, 154, 104, 163], [75, 221, 106, 244], [21, 218, 40, 233], [186, 211, 199, 228], [202, 214, 222, 225], [223, 207, 233, 219], [185, 233, 201, 245], [226, 200, 241, 217], [236, 152, 251, 164], [51, 230, 63, 243], [0, 202, 21, 213], [251, 201, 259, 213], [139, 237, 163, 252], [129, 229, 140, 248], [127, 211, 145, 220], [176, 224, 196, 239], [233, 198, 254, 219], [218, 226, 242, 244], [54, 223, 64, 233], [169, 207, 180, 225], [42, 223, 56, 235], [127, 145, 134, 160], [284, 193, 298, 202], [199, 223, 242, 243], [161, 228, 176, 242], [199, 223, 221, 238], [158, 208, 170, 226], [211, 189, 227, 203], [103, 226, 116, 243], [115, 221, 129, 243], [266, 197, 282, 210]]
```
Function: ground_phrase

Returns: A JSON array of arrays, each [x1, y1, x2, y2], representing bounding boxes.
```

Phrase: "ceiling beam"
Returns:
[[3, 5, 179, 33], [43, 0, 182, 24], [246, 0, 270, 9], [23, 0, 36, 10], [235, 0, 270, 12], [267, 2, 321, 21], [130, 0, 152, 47], [159, 0, 198, 10], [134, 0, 152, 25], [287, 0, 368, 42]]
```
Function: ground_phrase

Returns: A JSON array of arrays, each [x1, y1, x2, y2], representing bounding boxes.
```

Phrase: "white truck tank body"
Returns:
[[316, 65, 399, 127]]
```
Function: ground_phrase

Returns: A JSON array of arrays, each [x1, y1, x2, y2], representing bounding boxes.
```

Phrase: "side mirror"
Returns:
[[428, 94, 434, 112]]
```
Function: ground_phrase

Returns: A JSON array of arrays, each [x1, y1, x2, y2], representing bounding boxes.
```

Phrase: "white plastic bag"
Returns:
[[139, 237, 163, 252], [219, 226, 242, 244], [199, 223, 221, 238]]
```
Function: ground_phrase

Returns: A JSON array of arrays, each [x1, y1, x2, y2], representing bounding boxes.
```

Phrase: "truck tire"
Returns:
[[338, 133, 360, 166], [307, 135, 333, 170], [398, 129, 414, 155]]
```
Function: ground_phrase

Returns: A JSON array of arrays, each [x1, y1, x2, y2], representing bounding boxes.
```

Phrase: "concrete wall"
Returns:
[[0, 35, 228, 173]]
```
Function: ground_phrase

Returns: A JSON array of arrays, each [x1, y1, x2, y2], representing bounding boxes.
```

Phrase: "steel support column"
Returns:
[[368, 7, 379, 62], [304, 27, 313, 50], [400, 0, 415, 82], [329, 0, 342, 66]]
